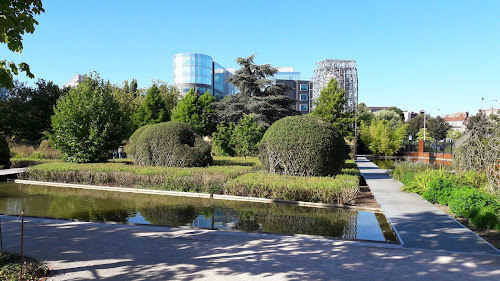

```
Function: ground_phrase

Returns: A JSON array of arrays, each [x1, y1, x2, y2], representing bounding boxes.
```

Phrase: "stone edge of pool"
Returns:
[[12, 179, 384, 213]]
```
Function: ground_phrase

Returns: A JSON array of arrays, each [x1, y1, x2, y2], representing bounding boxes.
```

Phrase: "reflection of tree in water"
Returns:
[[47, 195, 133, 222], [139, 205, 199, 226]]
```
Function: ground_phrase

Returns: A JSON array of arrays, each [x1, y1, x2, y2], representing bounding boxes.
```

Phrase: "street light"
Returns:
[[420, 110, 426, 142]]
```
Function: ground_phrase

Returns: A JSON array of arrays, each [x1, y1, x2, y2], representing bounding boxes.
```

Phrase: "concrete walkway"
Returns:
[[356, 156, 500, 255], [1, 215, 500, 281], [0, 168, 24, 177]]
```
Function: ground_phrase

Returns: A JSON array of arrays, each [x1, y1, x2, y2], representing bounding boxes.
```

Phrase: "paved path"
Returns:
[[356, 156, 500, 255], [1, 215, 500, 281]]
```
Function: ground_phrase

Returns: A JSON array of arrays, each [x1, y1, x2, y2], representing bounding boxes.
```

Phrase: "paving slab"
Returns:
[[1, 215, 500, 281], [356, 156, 500, 255]]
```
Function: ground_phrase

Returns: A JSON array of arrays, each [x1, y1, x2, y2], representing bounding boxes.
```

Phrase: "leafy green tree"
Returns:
[[388, 106, 405, 121], [375, 109, 401, 128], [406, 114, 427, 139], [215, 54, 297, 127], [357, 102, 374, 125], [360, 119, 408, 156], [122, 80, 129, 93], [311, 78, 354, 137], [416, 128, 434, 141], [427, 116, 451, 140], [172, 89, 215, 136], [446, 129, 462, 140], [50, 72, 130, 163], [130, 78, 138, 96], [132, 84, 170, 128], [0, 0, 44, 89], [155, 80, 180, 114], [0, 79, 65, 141], [231, 115, 265, 158], [212, 121, 236, 156]]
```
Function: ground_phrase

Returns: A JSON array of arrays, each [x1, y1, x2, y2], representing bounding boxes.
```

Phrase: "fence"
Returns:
[[402, 140, 453, 165]]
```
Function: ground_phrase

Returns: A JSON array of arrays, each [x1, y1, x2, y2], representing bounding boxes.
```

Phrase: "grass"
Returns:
[[21, 156, 360, 204], [0, 252, 49, 281]]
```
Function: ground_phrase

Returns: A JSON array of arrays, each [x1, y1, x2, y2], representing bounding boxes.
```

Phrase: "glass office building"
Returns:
[[173, 53, 235, 101]]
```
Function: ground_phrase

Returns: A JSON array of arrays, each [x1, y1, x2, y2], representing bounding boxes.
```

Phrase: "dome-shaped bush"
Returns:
[[125, 124, 153, 158], [0, 134, 11, 169], [259, 115, 345, 176], [134, 122, 212, 167]]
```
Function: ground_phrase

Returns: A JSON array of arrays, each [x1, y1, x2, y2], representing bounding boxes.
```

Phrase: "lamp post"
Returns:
[[420, 110, 426, 142]]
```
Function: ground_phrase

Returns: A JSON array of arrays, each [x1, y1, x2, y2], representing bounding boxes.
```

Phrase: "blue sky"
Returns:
[[2, 0, 499, 117]]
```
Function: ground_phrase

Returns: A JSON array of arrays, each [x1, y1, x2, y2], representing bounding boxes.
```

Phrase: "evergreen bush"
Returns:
[[125, 124, 152, 158], [259, 115, 345, 176], [0, 134, 11, 168], [134, 122, 212, 167], [448, 187, 500, 218]]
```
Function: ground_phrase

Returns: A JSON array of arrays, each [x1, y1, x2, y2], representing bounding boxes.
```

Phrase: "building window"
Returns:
[[300, 104, 308, 112], [300, 94, 308, 101], [300, 84, 308, 91]]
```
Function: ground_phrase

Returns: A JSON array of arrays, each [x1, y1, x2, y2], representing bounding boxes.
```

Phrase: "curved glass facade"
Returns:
[[173, 53, 213, 86]]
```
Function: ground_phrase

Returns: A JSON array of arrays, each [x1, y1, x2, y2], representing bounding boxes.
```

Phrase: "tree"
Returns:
[[172, 89, 215, 136], [357, 102, 374, 125], [446, 129, 462, 140], [388, 106, 405, 121], [0, 0, 44, 89], [215, 54, 297, 128], [311, 78, 354, 137], [50, 72, 130, 163], [427, 116, 451, 140], [416, 128, 434, 141], [360, 119, 408, 156], [0, 79, 65, 141], [212, 121, 236, 156], [375, 109, 401, 128], [154, 79, 180, 114], [132, 84, 170, 128], [122, 80, 129, 93], [231, 115, 265, 158], [406, 114, 426, 139], [130, 78, 138, 96]]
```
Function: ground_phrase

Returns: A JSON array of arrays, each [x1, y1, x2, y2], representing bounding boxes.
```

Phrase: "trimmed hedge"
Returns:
[[124, 124, 152, 158], [134, 122, 212, 167], [223, 172, 359, 204], [0, 133, 10, 169], [259, 115, 345, 176]]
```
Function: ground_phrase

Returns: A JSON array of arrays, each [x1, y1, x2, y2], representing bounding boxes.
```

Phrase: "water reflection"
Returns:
[[0, 183, 397, 242]]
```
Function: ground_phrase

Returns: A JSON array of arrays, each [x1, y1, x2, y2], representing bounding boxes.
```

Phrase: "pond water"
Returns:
[[368, 158, 396, 170], [0, 182, 398, 243]]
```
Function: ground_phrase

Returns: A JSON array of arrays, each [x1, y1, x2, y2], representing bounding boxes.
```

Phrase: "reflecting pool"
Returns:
[[0, 182, 398, 243]]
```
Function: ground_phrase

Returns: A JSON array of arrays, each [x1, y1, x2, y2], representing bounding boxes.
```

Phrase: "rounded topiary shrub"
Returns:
[[134, 122, 212, 167], [125, 124, 153, 158], [259, 115, 345, 176], [0, 134, 11, 169]]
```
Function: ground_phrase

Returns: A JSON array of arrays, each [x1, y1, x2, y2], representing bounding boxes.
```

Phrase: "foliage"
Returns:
[[422, 178, 458, 205], [172, 89, 215, 136], [215, 54, 297, 128], [357, 102, 374, 125], [124, 124, 153, 158], [9, 140, 62, 160], [0, 133, 10, 168], [387, 106, 405, 121], [311, 78, 354, 137], [360, 118, 408, 156], [427, 116, 451, 140], [0, 79, 65, 141], [448, 187, 500, 218], [134, 121, 212, 167], [374, 109, 402, 127], [0, 251, 49, 281], [465, 114, 500, 130], [231, 114, 265, 158], [130, 78, 138, 96], [259, 115, 345, 176], [212, 121, 236, 156], [416, 128, 434, 141], [132, 84, 170, 128], [224, 172, 359, 204], [406, 114, 426, 139], [155, 79, 180, 115], [50, 72, 130, 163], [446, 129, 462, 140], [0, 0, 44, 89]]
